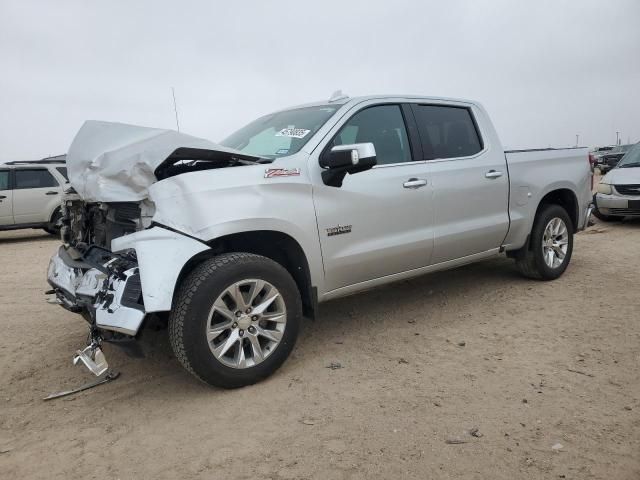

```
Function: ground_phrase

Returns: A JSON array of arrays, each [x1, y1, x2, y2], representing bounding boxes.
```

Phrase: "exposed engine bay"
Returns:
[[53, 196, 148, 324], [61, 199, 150, 250]]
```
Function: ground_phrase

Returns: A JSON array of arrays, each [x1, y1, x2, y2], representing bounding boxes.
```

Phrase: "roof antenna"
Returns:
[[329, 89, 349, 103], [171, 87, 181, 132]]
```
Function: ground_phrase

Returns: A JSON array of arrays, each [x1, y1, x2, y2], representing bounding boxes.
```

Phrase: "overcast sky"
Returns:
[[1, 0, 639, 161]]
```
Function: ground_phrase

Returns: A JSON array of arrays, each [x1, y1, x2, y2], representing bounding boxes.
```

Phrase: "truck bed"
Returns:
[[502, 147, 592, 250]]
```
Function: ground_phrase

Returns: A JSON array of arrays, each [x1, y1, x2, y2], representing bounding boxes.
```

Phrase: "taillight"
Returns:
[[588, 154, 594, 190]]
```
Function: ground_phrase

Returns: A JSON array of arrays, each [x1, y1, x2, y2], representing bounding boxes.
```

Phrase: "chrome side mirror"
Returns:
[[320, 143, 377, 169], [320, 143, 377, 187]]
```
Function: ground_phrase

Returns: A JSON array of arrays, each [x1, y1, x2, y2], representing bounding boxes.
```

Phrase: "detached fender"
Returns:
[[111, 227, 209, 312]]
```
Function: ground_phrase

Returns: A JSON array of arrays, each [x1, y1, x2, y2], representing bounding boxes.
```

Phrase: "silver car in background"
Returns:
[[594, 142, 640, 220]]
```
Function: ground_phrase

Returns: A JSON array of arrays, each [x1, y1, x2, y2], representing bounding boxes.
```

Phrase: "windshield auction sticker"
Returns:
[[275, 127, 311, 139]]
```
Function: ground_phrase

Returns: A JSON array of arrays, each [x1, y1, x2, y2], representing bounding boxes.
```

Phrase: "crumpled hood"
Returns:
[[67, 120, 254, 202], [602, 166, 640, 185]]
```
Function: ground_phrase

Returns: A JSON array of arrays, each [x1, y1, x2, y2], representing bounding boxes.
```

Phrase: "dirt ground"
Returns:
[[1, 218, 639, 480]]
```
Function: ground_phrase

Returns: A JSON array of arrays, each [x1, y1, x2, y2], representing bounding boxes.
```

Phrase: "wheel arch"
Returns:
[[507, 187, 579, 258], [535, 188, 579, 233], [48, 205, 62, 223], [174, 230, 317, 319]]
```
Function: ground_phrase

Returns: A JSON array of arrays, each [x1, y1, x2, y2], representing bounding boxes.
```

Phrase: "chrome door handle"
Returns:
[[485, 170, 503, 179], [45, 191, 58, 195], [403, 178, 427, 189]]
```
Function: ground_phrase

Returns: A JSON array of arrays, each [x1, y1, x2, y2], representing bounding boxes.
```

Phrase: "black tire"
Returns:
[[515, 204, 574, 280], [43, 209, 62, 235], [169, 253, 302, 388]]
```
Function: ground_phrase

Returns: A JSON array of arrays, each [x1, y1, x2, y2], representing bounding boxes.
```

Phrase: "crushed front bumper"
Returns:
[[47, 246, 146, 336]]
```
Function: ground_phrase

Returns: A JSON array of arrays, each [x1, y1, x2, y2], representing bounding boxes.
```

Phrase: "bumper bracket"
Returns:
[[73, 342, 109, 376]]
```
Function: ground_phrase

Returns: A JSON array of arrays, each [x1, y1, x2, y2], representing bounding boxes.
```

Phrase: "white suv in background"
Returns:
[[0, 158, 69, 235]]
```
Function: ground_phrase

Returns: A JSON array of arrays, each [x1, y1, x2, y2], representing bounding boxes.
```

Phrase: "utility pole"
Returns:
[[616, 131, 620, 145], [575, 134, 579, 147], [171, 87, 180, 132]]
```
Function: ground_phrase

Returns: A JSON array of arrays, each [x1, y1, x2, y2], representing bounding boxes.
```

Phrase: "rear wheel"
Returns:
[[516, 204, 573, 280], [169, 253, 302, 388]]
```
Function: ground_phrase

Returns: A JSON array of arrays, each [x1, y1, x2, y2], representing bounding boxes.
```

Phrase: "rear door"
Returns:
[[409, 103, 509, 264], [11, 168, 62, 224], [0, 169, 13, 225]]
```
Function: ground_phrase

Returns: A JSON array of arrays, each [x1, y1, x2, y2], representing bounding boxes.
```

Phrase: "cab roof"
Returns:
[[275, 93, 479, 114]]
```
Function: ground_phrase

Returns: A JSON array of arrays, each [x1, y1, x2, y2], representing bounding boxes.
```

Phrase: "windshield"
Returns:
[[220, 105, 339, 159], [618, 144, 633, 152], [617, 143, 640, 168]]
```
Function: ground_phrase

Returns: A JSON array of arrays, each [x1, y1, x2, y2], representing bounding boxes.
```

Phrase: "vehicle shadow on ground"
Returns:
[[617, 217, 640, 226], [589, 217, 640, 232], [125, 256, 524, 396], [301, 256, 521, 342]]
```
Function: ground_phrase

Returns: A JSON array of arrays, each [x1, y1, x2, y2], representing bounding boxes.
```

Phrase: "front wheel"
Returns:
[[515, 204, 574, 280], [169, 253, 302, 388]]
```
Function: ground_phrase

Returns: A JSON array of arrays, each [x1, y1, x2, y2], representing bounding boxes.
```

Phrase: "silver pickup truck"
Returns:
[[47, 94, 593, 388]]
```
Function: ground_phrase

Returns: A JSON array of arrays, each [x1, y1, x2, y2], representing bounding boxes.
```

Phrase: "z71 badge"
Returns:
[[326, 225, 352, 236], [264, 168, 301, 178]]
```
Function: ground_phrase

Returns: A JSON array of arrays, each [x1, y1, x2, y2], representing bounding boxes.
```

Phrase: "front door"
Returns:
[[0, 169, 13, 225], [11, 168, 62, 224], [409, 103, 509, 264], [312, 104, 434, 292]]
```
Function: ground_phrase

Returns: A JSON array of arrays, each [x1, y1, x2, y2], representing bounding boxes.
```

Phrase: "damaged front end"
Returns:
[[48, 191, 152, 338], [47, 242, 144, 335], [47, 236, 144, 378], [46, 121, 259, 375]]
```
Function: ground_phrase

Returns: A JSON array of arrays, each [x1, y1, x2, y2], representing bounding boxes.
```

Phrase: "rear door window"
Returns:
[[0, 170, 9, 190], [411, 105, 483, 160], [14, 169, 58, 189]]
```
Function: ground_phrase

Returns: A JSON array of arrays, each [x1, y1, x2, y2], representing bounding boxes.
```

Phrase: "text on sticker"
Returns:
[[276, 128, 311, 139]]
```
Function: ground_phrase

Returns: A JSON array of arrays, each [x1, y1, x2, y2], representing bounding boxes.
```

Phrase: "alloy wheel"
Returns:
[[206, 279, 287, 369], [542, 217, 569, 269]]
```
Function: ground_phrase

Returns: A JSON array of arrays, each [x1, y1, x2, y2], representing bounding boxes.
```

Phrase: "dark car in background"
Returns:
[[597, 144, 634, 173], [590, 145, 614, 171]]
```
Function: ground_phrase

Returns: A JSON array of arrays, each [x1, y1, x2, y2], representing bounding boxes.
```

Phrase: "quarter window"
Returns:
[[331, 105, 412, 165], [411, 105, 482, 159], [56, 167, 69, 182], [0, 171, 9, 190], [14, 169, 58, 189]]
